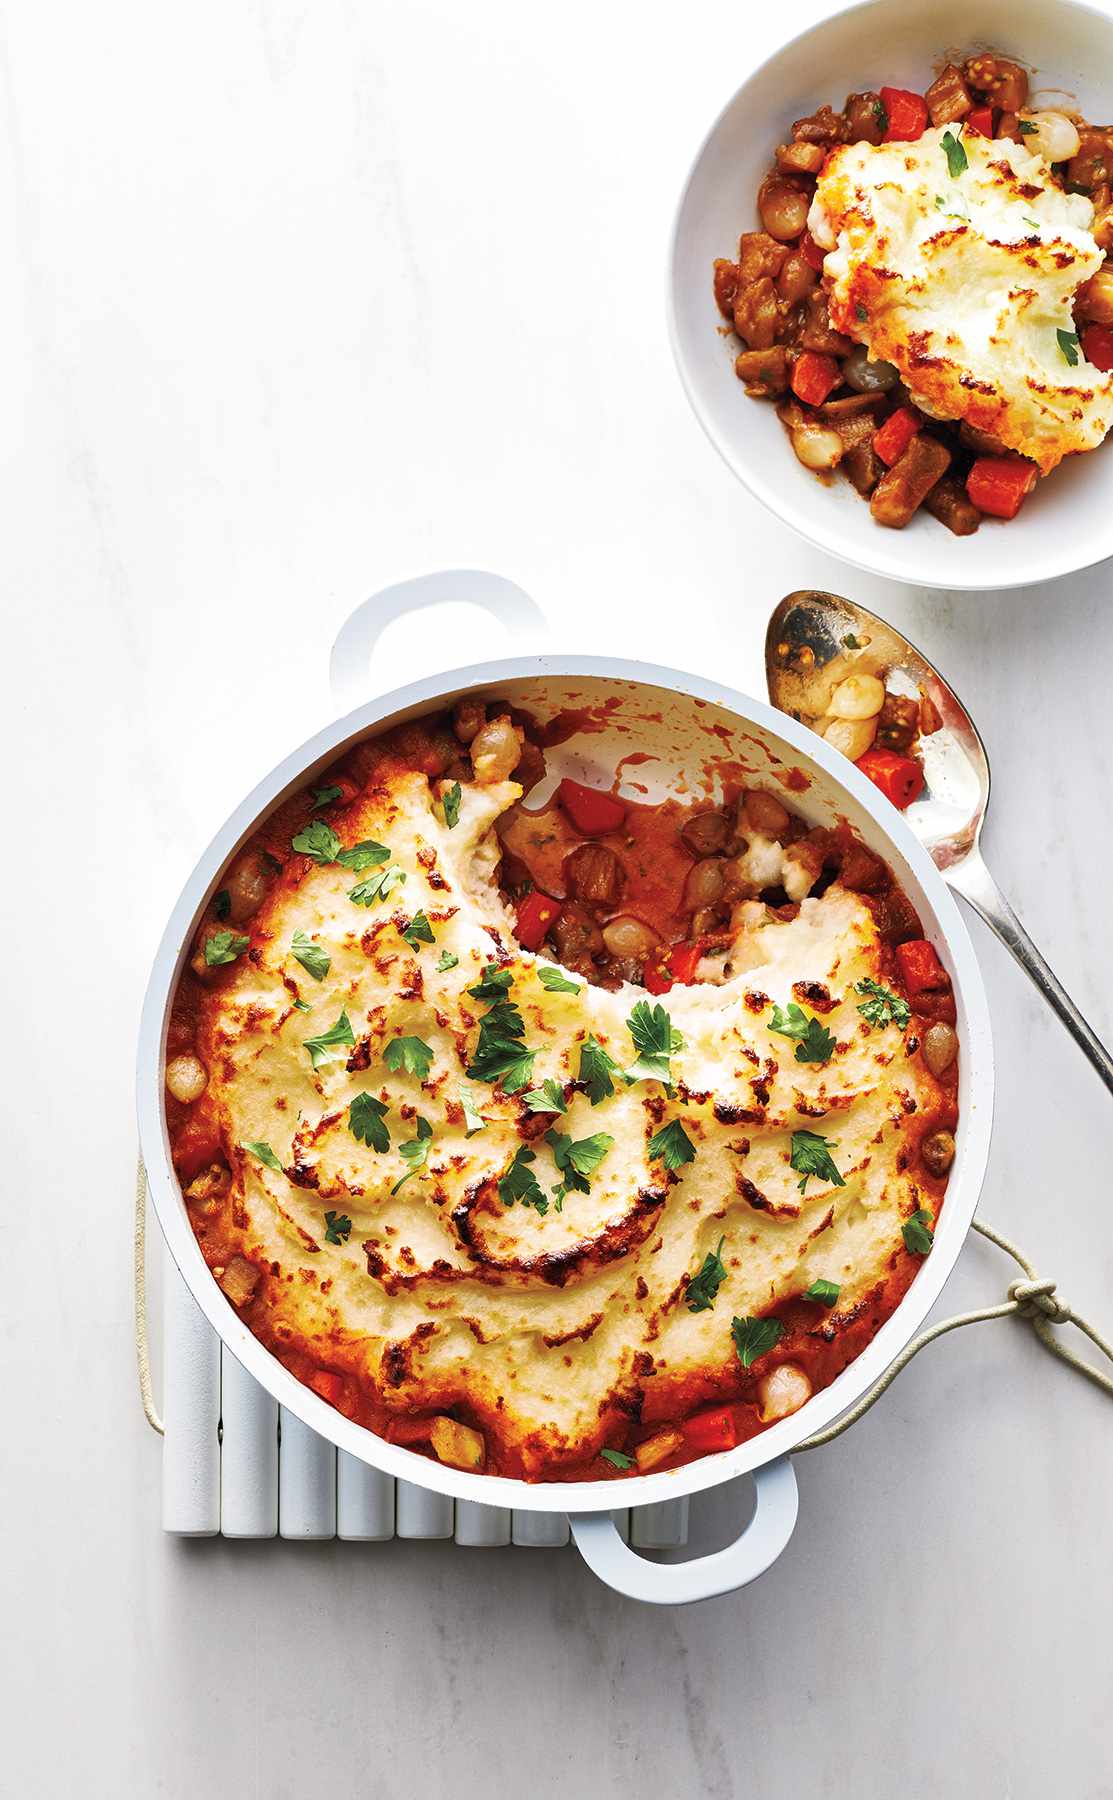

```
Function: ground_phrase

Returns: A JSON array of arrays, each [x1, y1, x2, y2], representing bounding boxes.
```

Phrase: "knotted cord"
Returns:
[[134, 1160, 1113, 1449]]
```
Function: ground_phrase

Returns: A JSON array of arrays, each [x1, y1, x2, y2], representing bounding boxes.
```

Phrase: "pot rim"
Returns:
[[137, 652, 994, 1511]]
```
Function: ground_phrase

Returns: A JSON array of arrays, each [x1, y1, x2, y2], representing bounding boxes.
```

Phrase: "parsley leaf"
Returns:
[[1023, 217, 1040, 231], [441, 782, 462, 830], [855, 302, 867, 322], [600, 1447, 634, 1470], [436, 949, 459, 972], [844, 632, 860, 650], [292, 820, 341, 863], [337, 839, 392, 872], [855, 977, 911, 1029], [204, 930, 250, 967], [498, 1145, 548, 1214], [769, 1001, 836, 1065], [1018, 118, 1037, 135], [349, 1092, 390, 1152], [522, 1078, 568, 1115], [546, 1129, 614, 1209], [383, 1035, 433, 1083], [537, 966, 582, 994], [902, 1208, 935, 1255], [1057, 327, 1080, 367], [243, 1140, 284, 1175], [401, 911, 435, 951], [291, 929, 330, 982], [348, 865, 406, 906], [392, 1117, 432, 1194], [685, 1237, 726, 1313], [292, 997, 311, 1012], [458, 1087, 486, 1137], [790, 1129, 846, 1195], [731, 1315, 785, 1369], [804, 1277, 841, 1306], [941, 127, 968, 177], [324, 1209, 352, 1244], [578, 1034, 622, 1105], [303, 1011, 356, 1069], [626, 1000, 683, 1086], [312, 784, 343, 810], [213, 888, 231, 921], [648, 1117, 696, 1170], [468, 963, 514, 1001]]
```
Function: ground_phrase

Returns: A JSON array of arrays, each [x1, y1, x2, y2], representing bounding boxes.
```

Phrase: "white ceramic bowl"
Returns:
[[137, 584, 994, 1600], [668, 0, 1113, 591]]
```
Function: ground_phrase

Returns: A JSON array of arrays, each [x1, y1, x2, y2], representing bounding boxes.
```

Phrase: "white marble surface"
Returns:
[[3, 0, 1113, 1793]]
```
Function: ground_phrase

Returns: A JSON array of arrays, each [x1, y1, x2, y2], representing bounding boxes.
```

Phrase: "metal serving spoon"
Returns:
[[765, 589, 1113, 1095]]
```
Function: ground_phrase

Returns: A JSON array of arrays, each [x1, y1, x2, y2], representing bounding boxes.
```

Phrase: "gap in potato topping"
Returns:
[[164, 699, 959, 1482]]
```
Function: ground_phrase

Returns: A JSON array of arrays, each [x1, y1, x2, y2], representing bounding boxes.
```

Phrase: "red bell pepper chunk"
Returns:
[[384, 1414, 437, 1446], [855, 746, 925, 810], [895, 938, 948, 997], [514, 889, 561, 950], [966, 105, 994, 137], [881, 86, 929, 142], [873, 406, 921, 466], [643, 956, 674, 995], [668, 941, 703, 985], [1082, 323, 1113, 373], [800, 229, 827, 271], [557, 777, 626, 836], [308, 1370, 346, 1405], [965, 455, 1038, 520], [790, 350, 841, 407], [681, 1406, 739, 1456]]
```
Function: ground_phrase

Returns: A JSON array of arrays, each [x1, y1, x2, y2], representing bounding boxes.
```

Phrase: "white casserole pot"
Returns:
[[668, 0, 1113, 591], [137, 572, 994, 1603]]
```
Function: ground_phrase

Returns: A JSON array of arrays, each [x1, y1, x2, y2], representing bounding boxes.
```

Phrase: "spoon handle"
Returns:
[[946, 850, 1113, 1096]]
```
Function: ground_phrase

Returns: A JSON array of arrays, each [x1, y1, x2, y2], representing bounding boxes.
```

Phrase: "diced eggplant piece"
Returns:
[[870, 436, 952, 529], [925, 64, 972, 127], [924, 474, 982, 537], [843, 440, 884, 495]]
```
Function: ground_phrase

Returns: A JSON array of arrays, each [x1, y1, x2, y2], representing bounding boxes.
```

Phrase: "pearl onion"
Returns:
[[1020, 111, 1081, 165]]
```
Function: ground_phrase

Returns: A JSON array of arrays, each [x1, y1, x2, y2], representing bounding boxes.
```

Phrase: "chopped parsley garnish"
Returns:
[[213, 888, 231, 921], [600, 1447, 634, 1470], [303, 1010, 356, 1069], [498, 1145, 548, 1214], [204, 930, 249, 967], [874, 98, 888, 132], [468, 963, 514, 1001], [941, 128, 968, 178], [578, 1034, 623, 1105], [291, 929, 330, 982], [401, 911, 435, 950], [348, 864, 406, 906], [383, 1035, 434, 1083], [243, 1140, 284, 1175], [1023, 217, 1040, 231], [292, 997, 311, 1012], [902, 1208, 935, 1255], [625, 1000, 683, 1087], [1057, 327, 1081, 367], [392, 1117, 432, 1194], [441, 782, 462, 830], [312, 784, 343, 810], [537, 966, 582, 994], [546, 1129, 614, 1210], [647, 1117, 696, 1170], [291, 820, 341, 863], [349, 1092, 390, 1152], [324, 1210, 352, 1244], [844, 632, 860, 650], [522, 1078, 567, 1115], [768, 1001, 836, 1065], [804, 1277, 841, 1306], [855, 302, 867, 322], [337, 839, 391, 872], [1018, 118, 1037, 135], [855, 977, 911, 1029], [458, 1087, 486, 1137], [789, 1129, 846, 1195], [731, 1314, 785, 1369], [466, 976, 535, 1092], [685, 1237, 727, 1313], [436, 950, 459, 972]]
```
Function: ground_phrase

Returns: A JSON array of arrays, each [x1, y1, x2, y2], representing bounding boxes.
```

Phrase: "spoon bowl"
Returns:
[[766, 590, 1113, 1095]]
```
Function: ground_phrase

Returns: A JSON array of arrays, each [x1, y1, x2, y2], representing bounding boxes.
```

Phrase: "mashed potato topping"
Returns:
[[811, 125, 1113, 472], [179, 763, 955, 1479]]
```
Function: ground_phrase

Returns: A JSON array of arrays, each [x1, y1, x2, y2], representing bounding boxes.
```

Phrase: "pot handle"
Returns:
[[329, 569, 547, 709], [568, 1457, 798, 1605]]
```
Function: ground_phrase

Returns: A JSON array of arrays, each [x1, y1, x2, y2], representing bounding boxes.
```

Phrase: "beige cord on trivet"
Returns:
[[134, 1160, 1113, 1447]]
